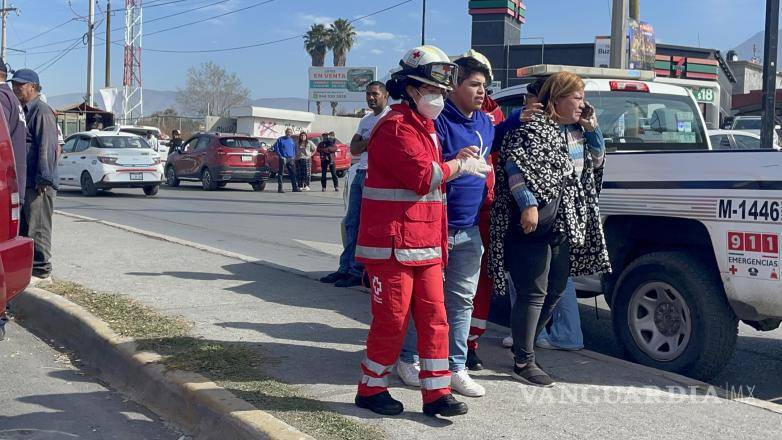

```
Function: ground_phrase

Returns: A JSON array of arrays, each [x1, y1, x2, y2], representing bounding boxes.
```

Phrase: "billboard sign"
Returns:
[[594, 36, 611, 68], [308, 67, 377, 102], [628, 19, 656, 71]]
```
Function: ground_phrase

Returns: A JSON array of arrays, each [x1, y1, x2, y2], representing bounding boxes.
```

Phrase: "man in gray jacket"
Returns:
[[11, 68, 58, 279]]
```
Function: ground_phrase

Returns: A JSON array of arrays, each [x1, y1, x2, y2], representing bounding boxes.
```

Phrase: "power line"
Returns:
[[15, 18, 78, 46], [35, 37, 83, 72], [146, 0, 275, 38], [144, 0, 415, 53]]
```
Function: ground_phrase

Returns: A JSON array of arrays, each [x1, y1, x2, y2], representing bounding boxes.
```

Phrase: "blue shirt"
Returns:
[[273, 136, 296, 158]]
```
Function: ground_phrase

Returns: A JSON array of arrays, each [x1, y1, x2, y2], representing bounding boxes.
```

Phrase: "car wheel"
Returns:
[[612, 251, 738, 380], [143, 184, 159, 196], [165, 166, 180, 187], [80, 171, 99, 197], [201, 168, 217, 191], [336, 170, 345, 178], [250, 181, 266, 191]]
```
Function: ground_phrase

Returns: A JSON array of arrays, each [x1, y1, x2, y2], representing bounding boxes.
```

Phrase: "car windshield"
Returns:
[[95, 136, 151, 149], [733, 119, 762, 130], [586, 91, 708, 151], [219, 138, 262, 148]]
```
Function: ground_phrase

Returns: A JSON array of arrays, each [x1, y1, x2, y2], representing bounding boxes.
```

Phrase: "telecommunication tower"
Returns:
[[123, 0, 142, 123]]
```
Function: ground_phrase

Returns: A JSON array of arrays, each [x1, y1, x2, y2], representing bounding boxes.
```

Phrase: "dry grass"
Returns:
[[43, 280, 386, 440]]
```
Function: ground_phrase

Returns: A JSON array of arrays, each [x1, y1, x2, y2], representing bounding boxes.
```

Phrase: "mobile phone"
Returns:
[[581, 102, 595, 119]]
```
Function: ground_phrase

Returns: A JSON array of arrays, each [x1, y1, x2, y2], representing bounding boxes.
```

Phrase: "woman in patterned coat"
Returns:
[[488, 71, 611, 387]]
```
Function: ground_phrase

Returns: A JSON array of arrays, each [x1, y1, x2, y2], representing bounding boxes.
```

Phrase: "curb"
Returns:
[[55, 210, 782, 416], [13, 286, 313, 440]]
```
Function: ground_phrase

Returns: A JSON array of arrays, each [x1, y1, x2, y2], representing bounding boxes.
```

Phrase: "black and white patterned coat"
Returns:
[[488, 112, 612, 295]]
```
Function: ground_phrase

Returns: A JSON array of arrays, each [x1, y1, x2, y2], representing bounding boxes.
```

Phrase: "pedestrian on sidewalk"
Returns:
[[489, 71, 611, 387], [354, 45, 489, 418], [11, 68, 59, 280], [320, 81, 389, 288], [317, 131, 339, 192], [295, 131, 316, 191], [273, 128, 300, 193], [0, 59, 28, 201]]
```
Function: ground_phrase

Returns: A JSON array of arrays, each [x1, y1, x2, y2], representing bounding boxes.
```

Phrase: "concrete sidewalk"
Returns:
[[39, 214, 782, 438]]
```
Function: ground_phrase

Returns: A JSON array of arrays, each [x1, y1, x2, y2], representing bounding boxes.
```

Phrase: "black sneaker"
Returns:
[[423, 394, 468, 417], [320, 271, 347, 283], [511, 362, 554, 387], [466, 349, 484, 371], [335, 275, 362, 288], [355, 391, 403, 416], [277, 187, 284, 193]]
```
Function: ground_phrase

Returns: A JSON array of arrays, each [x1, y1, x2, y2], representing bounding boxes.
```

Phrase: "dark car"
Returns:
[[164, 133, 271, 191], [0, 106, 33, 340], [264, 132, 352, 178]]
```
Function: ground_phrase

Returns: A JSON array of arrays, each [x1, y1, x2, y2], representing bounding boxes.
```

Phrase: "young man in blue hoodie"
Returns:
[[273, 128, 300, 193], [396, 51, 524, 397]]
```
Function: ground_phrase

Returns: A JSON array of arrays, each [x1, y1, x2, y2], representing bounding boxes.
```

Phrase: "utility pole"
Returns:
[[629, 0, 639, 21], [610, 0, 628, 69], [0, 1, 18, 61], [86, 0, 95, 106], [105, 0, 111, 87], [421, 0, 426, 45], [760, 0, 780, 148]]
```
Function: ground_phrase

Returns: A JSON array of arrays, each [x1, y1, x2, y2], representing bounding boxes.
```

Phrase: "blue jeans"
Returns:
[[536, 278, 584, 350], [338, 169, 365, 278], [400, 226, 483, 372]]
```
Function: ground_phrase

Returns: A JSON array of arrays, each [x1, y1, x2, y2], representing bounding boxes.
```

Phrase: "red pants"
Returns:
[[468, 208, 492, 351], [358, 259, 451, 404]]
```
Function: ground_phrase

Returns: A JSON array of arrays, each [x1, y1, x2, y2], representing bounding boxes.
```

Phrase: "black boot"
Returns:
[[355, 391, 403, 416], [277, 186, 284, 193], [423, 394, 468, 417], [466, 349, 484, 371]]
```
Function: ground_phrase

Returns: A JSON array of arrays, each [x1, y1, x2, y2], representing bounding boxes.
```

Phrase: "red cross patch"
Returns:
[[729, 265, 738, 275]]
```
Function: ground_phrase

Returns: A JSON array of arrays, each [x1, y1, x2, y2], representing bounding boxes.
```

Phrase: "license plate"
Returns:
[[241, 155, 252, 162], [130, 172, 143, 181]]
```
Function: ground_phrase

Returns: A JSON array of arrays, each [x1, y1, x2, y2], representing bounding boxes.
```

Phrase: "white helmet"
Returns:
[[452, 48, 493, 83], [394, 45, 458, 91]]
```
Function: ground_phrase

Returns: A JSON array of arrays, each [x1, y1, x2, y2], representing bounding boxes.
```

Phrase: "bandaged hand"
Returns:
[[459, 156, 492, 178]]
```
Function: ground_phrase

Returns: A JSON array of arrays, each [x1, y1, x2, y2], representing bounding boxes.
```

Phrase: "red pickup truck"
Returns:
[[0, 104, 33, 339]]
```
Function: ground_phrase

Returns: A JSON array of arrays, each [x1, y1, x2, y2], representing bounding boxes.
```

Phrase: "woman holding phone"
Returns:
[[488, 71, 611, 386]]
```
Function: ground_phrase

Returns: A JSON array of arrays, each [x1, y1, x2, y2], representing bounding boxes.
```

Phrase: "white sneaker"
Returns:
[[450, 370, 485, 397], [396, 360, 421, 387], [502, 334, 514, 348]]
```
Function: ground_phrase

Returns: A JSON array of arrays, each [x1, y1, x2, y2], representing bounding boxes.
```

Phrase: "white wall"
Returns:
[[229, 105, 361, 145], [310, 114, 361, 144]]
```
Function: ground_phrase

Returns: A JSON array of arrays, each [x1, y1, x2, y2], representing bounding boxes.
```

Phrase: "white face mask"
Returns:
[[414, 88, 445, 120]]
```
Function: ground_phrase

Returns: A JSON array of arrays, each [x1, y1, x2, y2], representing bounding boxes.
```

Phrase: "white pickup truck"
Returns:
[[494, 65, 782, 380]]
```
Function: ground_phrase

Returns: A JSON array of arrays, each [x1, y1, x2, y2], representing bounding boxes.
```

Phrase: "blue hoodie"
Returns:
[[435, 99, 496, 229]]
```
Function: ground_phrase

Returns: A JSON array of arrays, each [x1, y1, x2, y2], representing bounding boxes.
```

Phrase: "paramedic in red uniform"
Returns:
[[353, 45, 492, 417]]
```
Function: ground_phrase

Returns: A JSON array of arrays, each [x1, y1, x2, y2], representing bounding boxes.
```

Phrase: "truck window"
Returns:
[[586, 91, 708, 152]]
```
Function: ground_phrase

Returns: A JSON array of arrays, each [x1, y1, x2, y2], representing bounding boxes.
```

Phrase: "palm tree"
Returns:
[[304, 24, 330, 114], [328, 18, 357, 115]]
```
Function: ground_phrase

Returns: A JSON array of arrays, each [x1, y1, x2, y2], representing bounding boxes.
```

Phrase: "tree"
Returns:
[[304, 24, 330, 114], [175, 62, 250, 117], [328, 18, 357, 115]]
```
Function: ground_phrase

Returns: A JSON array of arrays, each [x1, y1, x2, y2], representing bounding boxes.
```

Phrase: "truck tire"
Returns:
[[611, 251, 738, 380]]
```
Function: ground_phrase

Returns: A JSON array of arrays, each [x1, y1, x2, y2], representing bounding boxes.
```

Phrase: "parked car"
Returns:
[[0, 106, 33, 340], [708, 129, 766, 150], [264, 132, 352, 178], [58, 131, 164, 196], [729, 115, 780, 148], [164, 133, 271, 191]]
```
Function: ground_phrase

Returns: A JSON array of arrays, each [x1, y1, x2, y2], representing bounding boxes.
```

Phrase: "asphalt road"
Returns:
[[0, 321, 184, 440], [53, 182, 782, 403]]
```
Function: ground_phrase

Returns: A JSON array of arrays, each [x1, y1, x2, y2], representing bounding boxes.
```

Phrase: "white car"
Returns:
[[729, 115, 780, 148], [708, 129, 766, 150], [58, 131, 164, 196]]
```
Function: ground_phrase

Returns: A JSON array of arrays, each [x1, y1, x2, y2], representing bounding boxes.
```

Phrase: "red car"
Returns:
[[0, 106, 33, 339], [164, 133, 271, 191], [265, 132, 352, 178]]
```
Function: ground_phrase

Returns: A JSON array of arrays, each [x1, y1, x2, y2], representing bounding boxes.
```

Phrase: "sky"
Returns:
[[3, 0, 771, 101]]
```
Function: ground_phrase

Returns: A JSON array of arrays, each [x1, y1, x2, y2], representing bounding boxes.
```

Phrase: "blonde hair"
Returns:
[[538, 71, 585, 121]]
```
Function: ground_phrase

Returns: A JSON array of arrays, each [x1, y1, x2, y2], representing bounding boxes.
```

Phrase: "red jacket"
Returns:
[[356, 104, 452, 267]]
